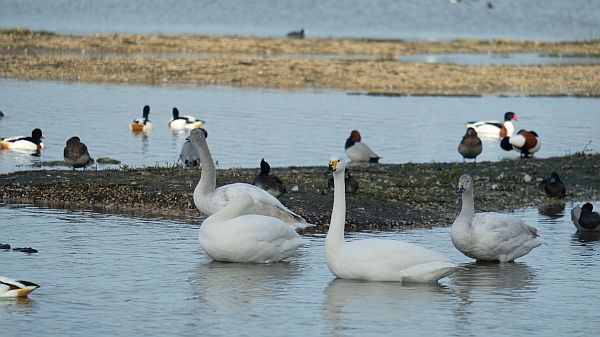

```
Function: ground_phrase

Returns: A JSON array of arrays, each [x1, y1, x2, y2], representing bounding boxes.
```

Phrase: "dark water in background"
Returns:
[[1, 201, 600, 336], [1, 0, 599, 41]]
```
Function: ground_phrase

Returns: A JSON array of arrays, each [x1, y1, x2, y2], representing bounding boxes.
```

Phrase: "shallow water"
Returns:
[[1, 0, 599, 41], [399, 53, 600, 66], [1, 201, 600, 336], [0, 79, 598, 173]]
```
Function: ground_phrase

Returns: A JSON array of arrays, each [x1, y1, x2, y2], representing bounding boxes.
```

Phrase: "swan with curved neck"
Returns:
[[188, 128, 311, 230], [326, 155, 458, 283], [451, 174, 542, 262], [199, 193, 306, 263]]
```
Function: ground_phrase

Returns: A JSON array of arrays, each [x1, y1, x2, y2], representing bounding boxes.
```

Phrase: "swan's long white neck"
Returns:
[[327, 168, 347, 250], [193, 137, 216, 196], [458, 188, 475, 223]]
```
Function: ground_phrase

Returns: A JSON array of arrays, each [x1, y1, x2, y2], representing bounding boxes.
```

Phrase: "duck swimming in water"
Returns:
[[0, 128, 44, 152], [168, 107, 205, 131], [130, 105, 153, 132], [0, 276, 40, 298], [571, 203, 600, 231]]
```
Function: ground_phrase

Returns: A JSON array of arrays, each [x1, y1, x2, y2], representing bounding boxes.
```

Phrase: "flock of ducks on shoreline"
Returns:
[[459, 112, 541, 162], [1, 109, 598, 297]]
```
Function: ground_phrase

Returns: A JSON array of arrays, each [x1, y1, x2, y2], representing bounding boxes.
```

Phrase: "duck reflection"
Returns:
[[131, 129, 150, 155], [572, 231, 600, 244], [0, 297, 37, 317], [538, 200, 565, 220], [190, 260, 302, 315], [323, 279, 455, 336]]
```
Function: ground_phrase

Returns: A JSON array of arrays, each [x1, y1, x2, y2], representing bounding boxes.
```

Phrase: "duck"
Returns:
[[0, 128, 44, 152], [168, 107, 205, 131], [344, 130, 380, 163], [466, 112, 517, 139], [458, 127, 482, 163], [63, 136, 94, 170], [253, 158, 286, 198], [325, 155, 459, 282], [199, 193, 306, 263], [130, 105, 153, 132], [540, 172, 566, 198], [188, 128, 312, 230], [179, 136, 200, 167], [286, 29, 305, 39], [571, 203, 600, 231], [0, 276, 40, 298], [451, 174, 543, 262], [500, 129, 541, 157], [328, 168, 359, 194]]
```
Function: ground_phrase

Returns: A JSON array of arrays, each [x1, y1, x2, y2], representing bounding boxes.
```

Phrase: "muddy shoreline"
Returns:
[[1, 29, 600, 96], [1, 153, 598, 232]]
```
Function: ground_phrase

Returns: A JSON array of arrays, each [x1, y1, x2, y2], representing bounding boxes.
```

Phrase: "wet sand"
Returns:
[[1, 153, 598, 232], [1, 29, 600, 96]]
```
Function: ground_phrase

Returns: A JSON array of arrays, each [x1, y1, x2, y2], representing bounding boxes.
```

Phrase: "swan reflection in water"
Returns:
[[189, 259, 304, 317], [452, 261, 537, 298], [451, 262, 537, 335], [323, 279, 457, 336]]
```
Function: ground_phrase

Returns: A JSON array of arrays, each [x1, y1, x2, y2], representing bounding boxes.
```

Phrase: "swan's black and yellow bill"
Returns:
[[327, 159, 340, 173]]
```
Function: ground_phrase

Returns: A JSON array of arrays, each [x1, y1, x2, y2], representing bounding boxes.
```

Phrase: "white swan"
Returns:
[[199, 193, 306, 263], [325, 155, 459, 282], [188, 128, 312, 230], [0, 276, 40, 298], [451, 174, 542, 262]]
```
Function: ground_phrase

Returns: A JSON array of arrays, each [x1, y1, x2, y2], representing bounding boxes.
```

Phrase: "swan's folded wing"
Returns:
[[340, 239, 450, 274], [474, 213, 539, 243], [214, 183, 311, 228]]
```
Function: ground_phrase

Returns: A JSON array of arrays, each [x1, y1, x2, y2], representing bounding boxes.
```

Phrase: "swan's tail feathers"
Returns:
[[401, 262, 460, 283], [290, 219, 315, 231], [275, 204, 314, 230]]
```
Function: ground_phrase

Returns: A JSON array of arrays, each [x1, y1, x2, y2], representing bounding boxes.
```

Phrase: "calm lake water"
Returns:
[[0, 79, 599, 173], [1, 0, 599, 41], [1, 201, 599, 336]]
